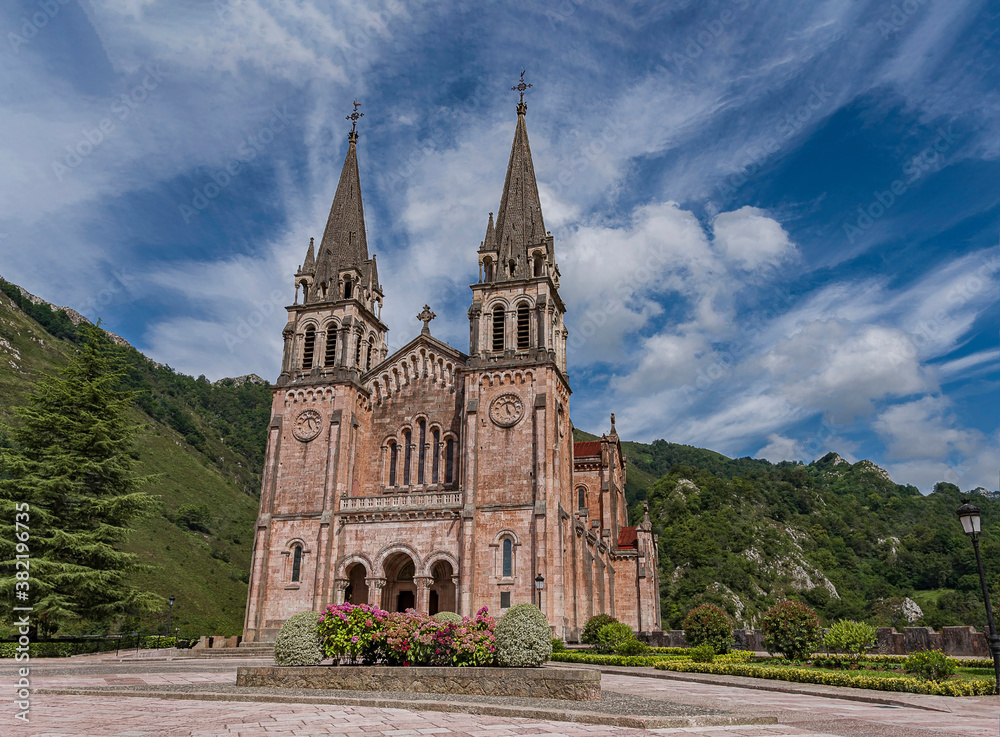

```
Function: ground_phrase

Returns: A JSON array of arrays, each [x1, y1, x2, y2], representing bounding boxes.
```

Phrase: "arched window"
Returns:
[[388, 441, 398, 487], [355, 334, 363, 368], [533, 254, 544, 277], [343, 278, 353, 299], [492, 307, 505, 352], [508, 259, 516, 276], [444, 437, 455, 485], [302, 327, 315, 369], [502, 538, 513, 578], [365, 338, 373, 370], [577, 487, 586, 510], [516, 303, 530, 349], [483, 257, 494, 282], [431, 428, 440, 484], [403, 430, 412, 486], [324, 327, 338, 367], [291, 545, 302, 582], [417, 420, 426, 485]]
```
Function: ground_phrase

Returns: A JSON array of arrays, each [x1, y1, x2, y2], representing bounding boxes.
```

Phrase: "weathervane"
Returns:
[[511, 70, 532, 111], [346, 100, 363, 137], [417, 304, 436, 335]]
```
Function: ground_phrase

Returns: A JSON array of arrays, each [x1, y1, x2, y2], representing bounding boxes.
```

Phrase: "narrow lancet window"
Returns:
[[325, 328, 337, 366], [432, 428, 440, 484], [302, 327, 315, 369], [445, 438, 455, 485], [389, 442, 398, 487], [291, 545, 302, 582], [492, 308, 505, 352], [517, 304, 530, 349], [403, 430, 412, 486], [417, 420, 426, 486], [502, 538, 512, 577]]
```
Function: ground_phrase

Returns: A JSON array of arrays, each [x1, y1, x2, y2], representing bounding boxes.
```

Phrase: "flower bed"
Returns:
[[316, 603, 496, 666]]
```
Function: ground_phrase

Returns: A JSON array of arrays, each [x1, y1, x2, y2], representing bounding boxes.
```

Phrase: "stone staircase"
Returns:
[[189, 645, 274, 659]]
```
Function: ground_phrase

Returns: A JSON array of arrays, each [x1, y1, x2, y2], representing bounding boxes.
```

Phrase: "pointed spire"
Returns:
[[609, 412, 618, 438], [301, 237, 316, 274], [479, 212, 496, 252], [313, 103, 373, 296], [494, 76, 545, 280]]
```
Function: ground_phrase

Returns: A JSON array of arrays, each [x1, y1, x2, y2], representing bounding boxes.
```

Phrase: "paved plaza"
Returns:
[[5, 655, 999, 737]]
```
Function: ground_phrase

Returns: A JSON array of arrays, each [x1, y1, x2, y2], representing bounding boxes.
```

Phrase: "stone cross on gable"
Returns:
[[417, 304, 436, 335]]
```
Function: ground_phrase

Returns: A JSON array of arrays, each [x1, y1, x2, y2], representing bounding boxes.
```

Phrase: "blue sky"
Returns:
[[1, 0, 997, 492]]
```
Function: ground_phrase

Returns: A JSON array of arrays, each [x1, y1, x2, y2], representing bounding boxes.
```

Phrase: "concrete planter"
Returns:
[[236, 665, 601, 701]]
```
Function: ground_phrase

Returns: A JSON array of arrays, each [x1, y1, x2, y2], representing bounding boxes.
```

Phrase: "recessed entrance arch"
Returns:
[[344, 562, 368, 605], [428, 560, 456, 615], [382, 552, 417, 612]]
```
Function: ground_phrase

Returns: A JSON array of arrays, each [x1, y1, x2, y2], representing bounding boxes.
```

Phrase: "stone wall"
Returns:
[[236, 665, 601, 701], [640, 626, 991, 657]]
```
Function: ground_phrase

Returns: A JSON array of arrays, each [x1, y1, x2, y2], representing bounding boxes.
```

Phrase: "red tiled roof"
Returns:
[[618, 526, 638, 549], [574, 441, 601, 457]]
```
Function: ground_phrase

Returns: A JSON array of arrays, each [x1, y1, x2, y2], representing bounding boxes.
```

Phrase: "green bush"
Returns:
[[615, 636, 649, 656], [495, 604, 552, 667], [595, 622, 633, 653], [551, 651, 682, 667], [581, 613, 619, 645], [431, 611, 463, 624], [551, 637, 566, 653], [824, 619, 878, 662], [903, 649, 956, 681], [689, 643, 715, 662], [274, 611, 323, 666], [683, 604, 732, 654], [761, 601, 821, 660]]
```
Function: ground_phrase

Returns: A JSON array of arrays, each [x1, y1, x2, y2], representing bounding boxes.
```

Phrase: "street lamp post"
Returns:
[[534, 574, 544, 610], [957, 501, 1000, 695], [165, 595, 176, 638]]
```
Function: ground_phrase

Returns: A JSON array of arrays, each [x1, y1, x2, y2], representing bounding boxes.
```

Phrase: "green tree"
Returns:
[[0, 324, 161, 634]]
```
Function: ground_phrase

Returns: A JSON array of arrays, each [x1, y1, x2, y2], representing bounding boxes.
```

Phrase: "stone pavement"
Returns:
[[4, 655, 999, 736]]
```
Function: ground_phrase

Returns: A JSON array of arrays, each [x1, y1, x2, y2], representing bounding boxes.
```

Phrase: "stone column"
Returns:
[[415, 576, 433, 613], [367, 578, 386, 610], [333, 578, 349, 605]]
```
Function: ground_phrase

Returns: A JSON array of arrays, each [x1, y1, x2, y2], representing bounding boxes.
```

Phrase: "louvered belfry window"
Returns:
[[302, 327, 315, 369], [517, 304, 530, 349], [492, 308, 505, 352]]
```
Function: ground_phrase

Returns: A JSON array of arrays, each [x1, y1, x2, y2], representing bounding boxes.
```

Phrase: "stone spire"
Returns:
[[313, 107, 371, 294], [479, 212, 496, 253], [300, 237, 316, 274], [493, 85, 546, 280]]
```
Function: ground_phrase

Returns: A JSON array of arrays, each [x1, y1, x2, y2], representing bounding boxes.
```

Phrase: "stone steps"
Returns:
[[190, 646, 274, 659]]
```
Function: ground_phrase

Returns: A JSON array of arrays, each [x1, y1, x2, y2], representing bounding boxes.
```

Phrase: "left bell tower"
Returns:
[[244, 103, 388, 643]]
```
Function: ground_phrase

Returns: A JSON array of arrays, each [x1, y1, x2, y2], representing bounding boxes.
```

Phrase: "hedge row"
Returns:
[[653, 660, 995, 696], [551, 652, 685, 667], [0, 636, 181, 658]]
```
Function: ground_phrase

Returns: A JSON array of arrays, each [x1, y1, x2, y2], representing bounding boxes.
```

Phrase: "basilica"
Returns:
[[243, 87, 661, 643]]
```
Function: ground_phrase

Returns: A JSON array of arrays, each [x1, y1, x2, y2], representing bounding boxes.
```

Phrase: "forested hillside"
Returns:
[[0, 278, 272, 636]]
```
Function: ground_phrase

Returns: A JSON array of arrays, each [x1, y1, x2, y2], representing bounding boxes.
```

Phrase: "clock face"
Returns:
[[489, 393, 525, 428], [292, 408, 323, 442]]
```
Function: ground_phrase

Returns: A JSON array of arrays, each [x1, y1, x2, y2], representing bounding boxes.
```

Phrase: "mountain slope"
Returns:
[[0, 280, 270, 636]]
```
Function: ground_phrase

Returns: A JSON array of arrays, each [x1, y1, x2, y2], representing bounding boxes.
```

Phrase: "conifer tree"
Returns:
[[0, 323, 161, 634]]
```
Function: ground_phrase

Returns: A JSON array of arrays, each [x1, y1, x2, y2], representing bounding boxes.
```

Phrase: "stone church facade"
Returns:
[[243, 95, 661, 643]]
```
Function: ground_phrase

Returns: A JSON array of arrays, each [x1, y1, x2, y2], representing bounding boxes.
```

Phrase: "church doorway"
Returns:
[[381, 552, 417, 612], [429, 560, 456, 615], [345, 563, 368, 605]]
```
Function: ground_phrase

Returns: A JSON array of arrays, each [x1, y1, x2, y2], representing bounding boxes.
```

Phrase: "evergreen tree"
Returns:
[[0, 323, 161, 634]]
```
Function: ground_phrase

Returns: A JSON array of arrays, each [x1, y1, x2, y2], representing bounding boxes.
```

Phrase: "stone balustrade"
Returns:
[[339, 491, 462, 511]]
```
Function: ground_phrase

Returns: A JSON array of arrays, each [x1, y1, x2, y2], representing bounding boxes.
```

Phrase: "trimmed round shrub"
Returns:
[[551, 637, 567, 653], [273, 611, 323, 666], [683, 604, 733, 654], [761, 601, 822, 660], [823, 619, 878, 662], [581, 613, 619, 645], [495, 603, 552, 667], [595, 621, 647, 655], [432, 611, 463, 624], [689, 643, 715, 663], [904, 649, 956, 681]]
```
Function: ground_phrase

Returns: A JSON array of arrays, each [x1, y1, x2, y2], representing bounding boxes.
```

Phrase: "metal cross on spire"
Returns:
[[511, 70, 532, 112], [417, 304, 436, 335], [346, 99, 363, 138]]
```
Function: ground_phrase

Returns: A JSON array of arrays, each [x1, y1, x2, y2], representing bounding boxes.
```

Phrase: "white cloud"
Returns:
[[712, 207, 796, 270], [757, 434, 805, 463]]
